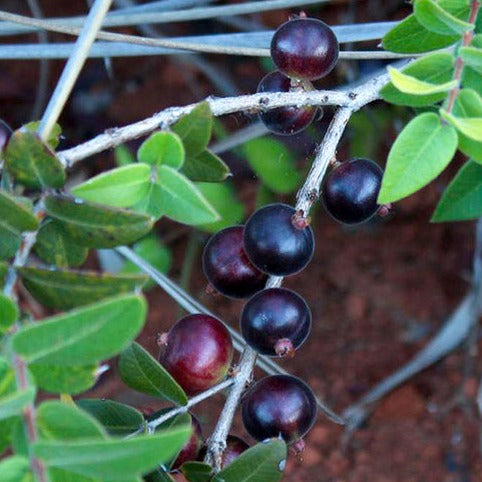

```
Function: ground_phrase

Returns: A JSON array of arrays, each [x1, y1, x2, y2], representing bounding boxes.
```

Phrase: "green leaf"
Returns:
[[18, 267, 148, 310], [196, 182, 245, 233], [4, 129, 65, 188], [460, 46, 482, 74], [453, 88, 482, 162], [157, 165, 220, 225], [12, 294, 147, 365], [33, 428, 191, 479], [213, 439, 287, 482], [0, 229, 19, 261], [71, 164, 151, 208], [0, 418, 17, 457], [181, 149, 230, 182], [37, 401, 107, 440], [144, 469, 176, 482], [133, 180, 164, 219], [0, 456, 33, 482], [381, 52, 455, 106], [0, 387, 36, 421], [0, 294, 18, 334], [23, 121, 62, 150], [138, 132, 185, 169], [414, 0, 473, 35], [382, 14, 459, 53], [0, 262, 8, 288], [172, 103, 213, 156], [119, 342, 188, 406], [115, 145, 135, 166], [440, 109, 482, 141], [378, 113, 458, 203], [34, 219, 88, 268], [76, 399, 144, 436], [387, 65, 457, 95], [29, 364, 97, 395], [45, 195, 153, 248], [242, 137, 302, 194], [0, 357, 16, 396], [432, 160, 482, 221], [181, 462, 213, 482]]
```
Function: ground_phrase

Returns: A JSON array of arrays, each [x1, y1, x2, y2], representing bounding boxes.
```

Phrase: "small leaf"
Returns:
[[115, 145, 136, 166], [18, 267, 148, 310], [213, 439, 287, 482], [0, 294, 18, 333], [138, 132, 185, 169], [181, 150, 230, 182], [0, 456, 33, 482], [71, 164, 151, 208], [0, 357, 16, 396], [387, 65, 457, 95], [119, 342, 188, 406], [23, 121, 62, 150], [440, 109, 482, 141], [76, 399, 144, 436], [33, 428, 191, 479], [459, 45, 482, 74], [0, 418, 18, 457], [4, 129, 65, 188], [181, 462, 213, 482], [133, 180, 164, 219], [29, 364, 97, 395], [157, 165, 220, 225], [172, 103, 213, 156], [144, 469, 176, 482], [12, 294, 147, 365], [45, 195, 153, 248], [0, 262, 8, 288], [34, 219, 88, 268], [432, 160, 482, 221], [378, 113, 458, 203], [196, 182, 245, 233], [0, 387, 36, 421], [414, 0, 473, 35]]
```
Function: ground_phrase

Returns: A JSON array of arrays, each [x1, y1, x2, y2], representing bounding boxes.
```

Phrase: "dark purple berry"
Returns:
[[242, 375, 317, 444], [203, 226, 267, 299], [172, 416, 203, 469], [257, 71, 317, 136], [222, 435, 249, 468], [159, 314, 233, 395], [322, 158, 383, 225], [243, 203, 314, 276], [241, 288, 311, 357], [270, 17, 339, 81]]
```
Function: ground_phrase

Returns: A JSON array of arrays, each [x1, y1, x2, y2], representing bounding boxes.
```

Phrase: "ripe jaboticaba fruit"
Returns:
[[270, 17, 339, 81], [243, 203, 314, 276], [322, 158, 383, 225], [241, 375, 317, 444], [159, 314, 233, 395], [172, 415, 203, 469], [203, 226, 267, 299], [240, 288, 311, 357], [257, 71, 318, 136]]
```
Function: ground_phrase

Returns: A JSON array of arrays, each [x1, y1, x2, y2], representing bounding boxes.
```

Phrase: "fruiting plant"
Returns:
[[0, 1, 481, 481]]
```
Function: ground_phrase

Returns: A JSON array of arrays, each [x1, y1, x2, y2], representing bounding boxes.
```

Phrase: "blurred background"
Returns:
[[0, 0, 480, 480]]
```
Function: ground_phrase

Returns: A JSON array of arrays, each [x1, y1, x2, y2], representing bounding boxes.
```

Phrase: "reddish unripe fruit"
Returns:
[[243, 203, 314, 276], [257, 71, 318, 136], [322, 158, 383, 225], [241, 288, 311, 357], [270, 17, 339, 81], [159, 314, 234, 395], [222, 435, 250, 468], [172, 416, 203, 469], [202, 226, 267, 299], [242, 375, 317, 444]]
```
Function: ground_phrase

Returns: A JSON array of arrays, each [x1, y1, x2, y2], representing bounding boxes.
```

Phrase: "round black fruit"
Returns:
[[322, 158, 383, 225], [241, 375, 317, 444], [241, 288, 311, 357], [243, 203, 314, 276], [270, 17, 339, 81], [257, 71, 317, 136], [202, 226, 267, 299]]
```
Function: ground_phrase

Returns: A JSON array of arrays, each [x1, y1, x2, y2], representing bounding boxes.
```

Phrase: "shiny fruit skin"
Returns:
[[202, 226, 267, 299], [243, 203, 314, 276], [241, 288, 311, 357], [257, 71, 317, 136], [270, 17, 339, 81], [242, 375, 317, 444], [222, 435, 250, 468], [322, 158, 383, 225], [172, 416, 203, 469], [159, 314, 233, 395]]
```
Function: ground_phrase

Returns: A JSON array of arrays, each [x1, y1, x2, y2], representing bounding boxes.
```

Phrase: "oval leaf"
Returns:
[[0, 456, 33, 482], [138, 132, 185, 169], [23, 121, 62, 150], [459, 45, 482, 74], [387, 65, 457, 95], [18, 267, 148, 310], [0, 294, 18, 334], [378, 113, 458, 203], [29, 364, 98, 395], [213, 439, 287, 482], [432, 160, 482, 222], [71, 164, 151, 208], [0, 387, 36, 421], [133, 180, 164, 219], [181, 462, 213, 482], [181, 149, 230, 182], [12, 294, 147, 365], [119, 342, 188, 406], [45, 195, 153, 248], [440, 109, 482, 141], [414, 0, 473, 36]]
